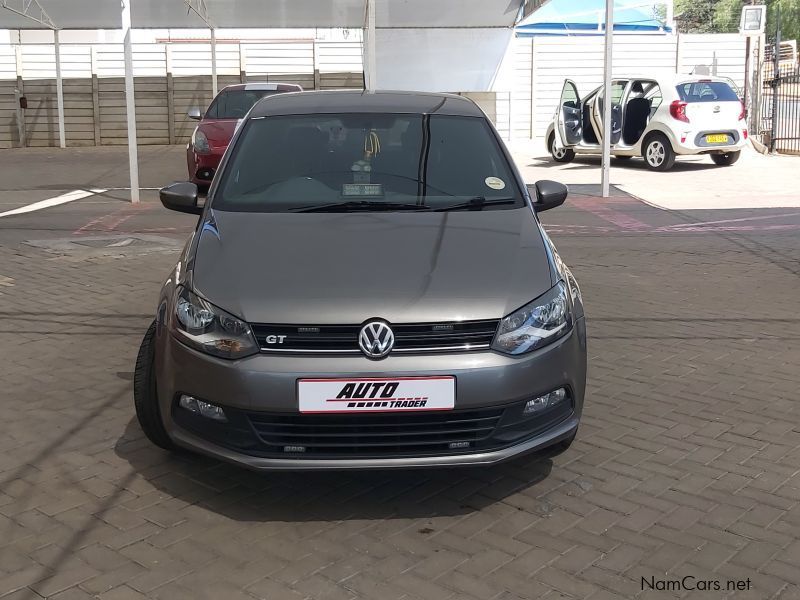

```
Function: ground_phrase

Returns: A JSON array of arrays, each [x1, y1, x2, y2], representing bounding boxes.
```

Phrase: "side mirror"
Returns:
[[529, 180, 568, 212], [160, 182, 202, 215], [187, 106, 203, 120]]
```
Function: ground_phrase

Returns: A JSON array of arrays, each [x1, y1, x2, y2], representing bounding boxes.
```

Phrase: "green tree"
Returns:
[[675, 0, 719, 32], [676, 0, 799, 41]]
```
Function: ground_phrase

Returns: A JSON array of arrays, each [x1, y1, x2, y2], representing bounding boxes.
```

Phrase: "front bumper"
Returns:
[[154, 318, 587, 470], [186, 146, 225, 185]]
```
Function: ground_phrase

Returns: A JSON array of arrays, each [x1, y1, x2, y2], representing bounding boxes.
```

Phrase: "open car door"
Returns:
[[591, 80, 626, 147], [555, 79, 582, 148]]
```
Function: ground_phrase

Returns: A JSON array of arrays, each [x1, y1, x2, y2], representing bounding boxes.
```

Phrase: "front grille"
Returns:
[[172, 395, 574, 460], [251, 320, 499, 354], [248, 407, 507, 456]]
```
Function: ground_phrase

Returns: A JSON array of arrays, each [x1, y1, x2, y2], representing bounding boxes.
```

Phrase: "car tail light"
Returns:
[[738, 100, 746, 121], [670, 100, 689, 123], [743, 129, 748, 140]]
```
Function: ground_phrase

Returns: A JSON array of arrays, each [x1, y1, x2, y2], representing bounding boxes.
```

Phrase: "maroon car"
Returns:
[[186, 82, 302, 186]]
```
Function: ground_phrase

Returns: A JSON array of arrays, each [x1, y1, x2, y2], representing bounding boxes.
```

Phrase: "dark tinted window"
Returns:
[[676, 82, 739, 103], [205, 89, 280, 119], [214, 113, 522, 212]]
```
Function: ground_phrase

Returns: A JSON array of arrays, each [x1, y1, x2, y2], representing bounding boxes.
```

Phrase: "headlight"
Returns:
[[172, 287, 258, 359], [191, 128, 210, 154], [492, 282, 572, 355]]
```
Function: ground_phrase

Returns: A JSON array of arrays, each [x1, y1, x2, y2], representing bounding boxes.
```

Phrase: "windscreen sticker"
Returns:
[[342, 183, 384, 197], [485, 176, 506, 190]]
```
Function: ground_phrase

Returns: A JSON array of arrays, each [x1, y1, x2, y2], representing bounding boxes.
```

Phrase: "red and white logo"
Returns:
[[298, 376, 455, 413]]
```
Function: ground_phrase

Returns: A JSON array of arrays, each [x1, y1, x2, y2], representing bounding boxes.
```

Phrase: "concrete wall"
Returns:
[[0, 40, 364, 149], [374, 28, 513, 92], [2, 72, 364, 148]]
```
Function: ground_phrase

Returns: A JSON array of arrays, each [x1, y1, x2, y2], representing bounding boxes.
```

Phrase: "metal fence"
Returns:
[[757, 62, 800, 154], [761, 70, 800, 155]]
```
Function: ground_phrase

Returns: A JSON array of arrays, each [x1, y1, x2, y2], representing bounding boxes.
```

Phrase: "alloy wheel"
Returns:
[[646, 140, 665, 167]]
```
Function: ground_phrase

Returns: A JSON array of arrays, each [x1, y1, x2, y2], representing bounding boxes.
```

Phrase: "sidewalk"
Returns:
[[509, 138, 800, 210]]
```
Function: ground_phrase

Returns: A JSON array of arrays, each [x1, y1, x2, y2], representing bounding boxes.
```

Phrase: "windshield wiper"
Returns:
[[290, 201, 433, 213], [435, 197, 518, 212]]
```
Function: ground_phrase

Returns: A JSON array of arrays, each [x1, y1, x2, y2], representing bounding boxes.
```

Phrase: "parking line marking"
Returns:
[[0, 189, 107, 219], [662, 212, 800, 229]]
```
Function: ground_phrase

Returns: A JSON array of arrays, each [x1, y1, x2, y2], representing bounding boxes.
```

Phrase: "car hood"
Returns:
[[198, 119, 238, 148], [191, 208, 553, 324]]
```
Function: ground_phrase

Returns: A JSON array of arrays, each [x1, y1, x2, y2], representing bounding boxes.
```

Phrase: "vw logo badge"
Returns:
[[359, 320, 395, 359]]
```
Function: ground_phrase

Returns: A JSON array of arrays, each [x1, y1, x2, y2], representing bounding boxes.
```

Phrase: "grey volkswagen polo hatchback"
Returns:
[[135, 90, 587, 470]]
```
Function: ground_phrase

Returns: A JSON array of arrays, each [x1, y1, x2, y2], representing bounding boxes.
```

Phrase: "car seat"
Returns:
[[623, 82, 651, 145]]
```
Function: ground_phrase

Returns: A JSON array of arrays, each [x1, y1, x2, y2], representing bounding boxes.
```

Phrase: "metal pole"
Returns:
[[54, 29, 65, 148], [743, 36, 751, 115], [601, 0, 614, 198], [210, 28, 218, 97], [769, 3, 780, 154], [364, 0, 376, 91], [14, 87, 25, 147], [122, 0, 140, 203], [666, 0, 674, 32]]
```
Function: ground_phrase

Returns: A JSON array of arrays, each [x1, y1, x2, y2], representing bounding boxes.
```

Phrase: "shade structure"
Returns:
[[0, 0, 529, 30], [516, 0, 671, 35], [1, 0, 545, 203]]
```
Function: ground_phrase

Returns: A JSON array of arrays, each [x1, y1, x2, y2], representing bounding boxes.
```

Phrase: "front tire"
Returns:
[[549, 133, 575, 163], [642, 133, 676, 171], [134, 321, 174, 450], [711, 151, 741, 166]]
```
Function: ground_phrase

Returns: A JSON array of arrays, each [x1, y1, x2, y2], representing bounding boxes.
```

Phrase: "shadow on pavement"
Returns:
[[529, 154, 724, 172], [114, 417, 555, 522]]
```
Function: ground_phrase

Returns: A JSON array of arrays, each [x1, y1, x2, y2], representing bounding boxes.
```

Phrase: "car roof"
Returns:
[[220, 82, 302, 93], [612, 73, 735, 85], [248, 90, 485, 118]]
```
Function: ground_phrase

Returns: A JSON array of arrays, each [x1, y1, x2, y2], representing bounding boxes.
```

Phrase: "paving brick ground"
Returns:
[[1, 146, 799, 599]]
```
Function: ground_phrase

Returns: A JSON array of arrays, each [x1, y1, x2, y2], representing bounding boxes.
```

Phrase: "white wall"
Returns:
[[0, 40, 363, 79], [493, 33, 747, 139], [374, 28, 513, 92], [2, 28, 362, 44]]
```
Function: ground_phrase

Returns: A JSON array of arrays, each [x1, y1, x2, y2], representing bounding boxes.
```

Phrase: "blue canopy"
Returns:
[[516, 0, 671, 35]]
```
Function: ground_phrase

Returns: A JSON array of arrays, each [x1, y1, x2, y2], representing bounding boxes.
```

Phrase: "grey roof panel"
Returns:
[[0, 0, 526, 29], [249, 90, 485, 117]]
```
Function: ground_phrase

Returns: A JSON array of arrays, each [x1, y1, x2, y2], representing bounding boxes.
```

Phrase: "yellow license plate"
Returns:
[[706, 134, 728, 144]]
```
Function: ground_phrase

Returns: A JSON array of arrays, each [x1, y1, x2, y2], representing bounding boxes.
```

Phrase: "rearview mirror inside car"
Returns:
[[187, 107, 203, 120], [529, 180, 568, 212], [160, 182, 202, 215]]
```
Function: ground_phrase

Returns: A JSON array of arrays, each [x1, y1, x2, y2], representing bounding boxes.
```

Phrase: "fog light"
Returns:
[[283, 445, 306, 453], [523, 388, 567, 415], [179, 394, 227, 422]]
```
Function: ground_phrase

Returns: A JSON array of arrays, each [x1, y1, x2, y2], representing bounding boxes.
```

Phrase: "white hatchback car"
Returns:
[[545, 75, 748, 170]]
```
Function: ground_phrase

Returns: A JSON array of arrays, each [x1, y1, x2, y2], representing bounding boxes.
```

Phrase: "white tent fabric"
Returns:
[[0, 0, 526, 30]]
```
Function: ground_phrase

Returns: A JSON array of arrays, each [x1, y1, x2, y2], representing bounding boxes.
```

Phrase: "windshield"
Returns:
[[213, 113, 524, 212], [205, 89, 281, 119], [676, 81, 740, 103]]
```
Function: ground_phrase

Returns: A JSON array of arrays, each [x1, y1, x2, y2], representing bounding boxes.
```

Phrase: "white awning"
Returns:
[[1, 0, 530, 30]]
